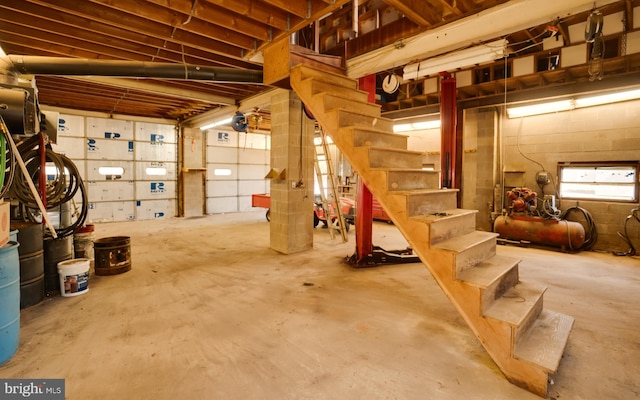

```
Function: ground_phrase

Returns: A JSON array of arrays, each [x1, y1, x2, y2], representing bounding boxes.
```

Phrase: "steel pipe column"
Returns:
[[440, 72, 457, 189]]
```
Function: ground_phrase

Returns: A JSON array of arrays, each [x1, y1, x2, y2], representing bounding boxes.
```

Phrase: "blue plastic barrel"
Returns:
[[0, 241, 20, 366]]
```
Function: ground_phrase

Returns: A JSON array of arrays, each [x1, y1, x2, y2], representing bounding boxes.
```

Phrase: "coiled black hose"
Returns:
[[617, 207, 640, 256], [10, 133, 88, 238], [0, 117, 16, 198], [560, 206, 597, 250]]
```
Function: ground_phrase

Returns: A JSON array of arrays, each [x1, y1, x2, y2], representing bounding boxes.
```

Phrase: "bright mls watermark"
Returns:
[[0, 380, 64, 399]]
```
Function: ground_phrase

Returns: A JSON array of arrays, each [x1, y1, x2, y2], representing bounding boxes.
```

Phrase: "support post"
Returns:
[[440, 72, 457, 189]]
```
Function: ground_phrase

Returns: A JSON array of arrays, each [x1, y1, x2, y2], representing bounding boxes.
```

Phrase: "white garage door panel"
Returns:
[[135, 161, 177, 181], [207, 146, 237, 163], [207, 129, 238, 147], [238, 148, 268, 164], [52, 137, 85, 159], [86, 138, 134, 160], [86, 117, 131, 138], [58, 114, 85, 137], [87, 117, 134, 140], [239, 195, 259, 212], [87, 180, 135, 201], [86, 160, 135, 181], [206, 180, 238, 197], [239, 180, 268, 196], [238, 132, 269, 149], [207, 197, 238, 214], [206, 163, 238, 180], [238, 164, 269, 179], [135, 180, 177, 200], [135, 141, 177, 162], [88, 201, 135, 223], [135, 122, 177, 143], [136, 199, 175, 220]]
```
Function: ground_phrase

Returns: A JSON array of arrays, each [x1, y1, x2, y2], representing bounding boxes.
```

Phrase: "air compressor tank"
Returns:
[[494, 215, 586, 250]]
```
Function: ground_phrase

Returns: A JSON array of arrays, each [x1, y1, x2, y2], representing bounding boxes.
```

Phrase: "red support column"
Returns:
[[354, 75, 376, 262], [355, 178, 373, 261], [440, 72, 457, 189]]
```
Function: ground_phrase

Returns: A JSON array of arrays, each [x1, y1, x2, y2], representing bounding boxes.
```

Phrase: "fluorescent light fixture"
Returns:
[[393, 119, 441, 132], [507, 88, 640, 118], [507, 100, 574, 118], [574, 89, 640, 108], [403, 39, 508, 80], [200, 117, 233, 130]]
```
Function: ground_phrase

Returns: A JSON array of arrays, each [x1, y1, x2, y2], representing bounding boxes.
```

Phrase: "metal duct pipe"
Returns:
[[6, 55, 264, 83]]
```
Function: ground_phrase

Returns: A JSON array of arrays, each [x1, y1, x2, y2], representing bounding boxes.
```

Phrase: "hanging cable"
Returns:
[[616, 207, 640, 256], [0, 117, 16, 198], [560, 206, 597, 250]]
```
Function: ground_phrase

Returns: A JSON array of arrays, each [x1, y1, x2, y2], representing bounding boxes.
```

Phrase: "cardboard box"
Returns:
[[0, 201, 10, 247]]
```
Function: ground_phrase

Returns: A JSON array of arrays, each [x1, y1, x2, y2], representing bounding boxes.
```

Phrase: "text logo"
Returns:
[[150, 182, 165, 193], [1, 379, 65, 399], [87, 139, 97, 152], [104, 132, 121, 139], [150, 134, 164, 145]]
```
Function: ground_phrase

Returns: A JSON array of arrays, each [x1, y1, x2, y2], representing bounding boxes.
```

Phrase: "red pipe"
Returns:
[[354, 75, 377, 261], [440, 72, 457, 189]]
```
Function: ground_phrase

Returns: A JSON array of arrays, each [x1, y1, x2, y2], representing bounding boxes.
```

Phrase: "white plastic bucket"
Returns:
[[57, 258, 90, 297]]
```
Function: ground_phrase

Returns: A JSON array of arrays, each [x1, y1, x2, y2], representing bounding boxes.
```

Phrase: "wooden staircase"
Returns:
[[290, 64, 574, 397]]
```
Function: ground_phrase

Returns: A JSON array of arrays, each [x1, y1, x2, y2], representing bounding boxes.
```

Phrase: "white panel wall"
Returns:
[[205, 128, 270, 214], [56, 114, 177, 222]]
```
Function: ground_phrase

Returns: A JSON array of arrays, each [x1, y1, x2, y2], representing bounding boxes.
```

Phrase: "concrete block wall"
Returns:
[[502, 99, 640, 253], [269, 91, 315, 254], [461, 108, 499, 232]]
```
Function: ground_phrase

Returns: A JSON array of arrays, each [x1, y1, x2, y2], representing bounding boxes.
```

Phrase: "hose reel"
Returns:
[[231, 111, 248, 132]]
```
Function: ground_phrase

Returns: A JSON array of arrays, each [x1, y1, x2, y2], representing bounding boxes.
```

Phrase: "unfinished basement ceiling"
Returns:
[[0, 0, 635, 121]]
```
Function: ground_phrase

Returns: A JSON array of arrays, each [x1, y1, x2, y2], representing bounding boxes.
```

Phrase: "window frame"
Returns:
[[557, 161, 639, 203]]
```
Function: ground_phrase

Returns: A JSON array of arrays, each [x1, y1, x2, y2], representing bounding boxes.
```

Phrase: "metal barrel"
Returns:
[[43, 236, 73, 293], [0, 242, 20, 365], [10, 222, 45, 308], [94, 236, 131, 276]]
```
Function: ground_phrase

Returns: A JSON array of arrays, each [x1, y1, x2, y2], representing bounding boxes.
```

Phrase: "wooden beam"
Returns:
[[1, 1, 260, 68], [64, 77, 236, 105], [383, 0, 441, 25], [204, 0, 290, 31], [88, 0, 269, 40]]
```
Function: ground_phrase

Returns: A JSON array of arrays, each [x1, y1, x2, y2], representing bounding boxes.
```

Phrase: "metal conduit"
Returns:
[[4, 55, 264, 83]]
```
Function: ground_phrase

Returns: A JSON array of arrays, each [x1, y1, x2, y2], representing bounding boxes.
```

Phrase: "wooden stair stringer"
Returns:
[[290, 64, 572, 398]]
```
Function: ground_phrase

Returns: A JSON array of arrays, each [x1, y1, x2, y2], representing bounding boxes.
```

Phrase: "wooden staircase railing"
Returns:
[[289, 63, 574, 397]]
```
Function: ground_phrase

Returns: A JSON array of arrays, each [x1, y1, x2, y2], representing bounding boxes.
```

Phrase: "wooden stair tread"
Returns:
[[484, 282, 546, 326], [411, 208, 478, 223], [293, 64, 355, 88], [432, 230, 497, 253], [515, 309, 575, 373], [457, 255, 521, 288]]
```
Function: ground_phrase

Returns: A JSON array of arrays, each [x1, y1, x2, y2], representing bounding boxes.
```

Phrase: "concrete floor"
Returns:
[[1, 211, 639, 400]]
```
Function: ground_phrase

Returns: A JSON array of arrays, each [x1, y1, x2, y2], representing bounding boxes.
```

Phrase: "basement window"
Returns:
[[558, 162, 639, 202]]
